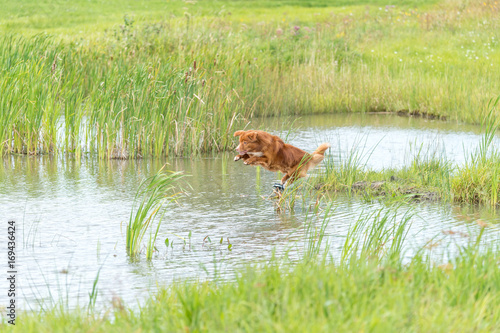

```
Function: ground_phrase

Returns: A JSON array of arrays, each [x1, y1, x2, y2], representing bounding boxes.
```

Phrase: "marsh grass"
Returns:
[[452, 97, 500, 206], [319, 97, 500, 206], [341, 206, 413, 265], [322, 134, 380, 193], [1, 0, 499, 158], [5, 204, 499, 332], [87, 267, 101, 314], [126, 167, 183, 258], [272, 154, 323, 212], [302, 201, 333, 260]]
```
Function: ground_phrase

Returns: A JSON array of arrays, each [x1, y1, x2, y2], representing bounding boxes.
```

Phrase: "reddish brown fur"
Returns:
[[234, 130, 330, 185]]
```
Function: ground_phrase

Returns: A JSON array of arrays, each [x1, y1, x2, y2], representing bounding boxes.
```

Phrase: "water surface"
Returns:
[[1, 113, 499, 311]]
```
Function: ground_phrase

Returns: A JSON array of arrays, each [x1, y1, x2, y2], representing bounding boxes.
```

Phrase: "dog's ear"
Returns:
[[246, 132, 258, 142], [234, 130, 245, 137]]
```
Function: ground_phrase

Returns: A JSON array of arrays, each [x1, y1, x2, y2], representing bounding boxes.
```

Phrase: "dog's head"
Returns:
[[234, 130, 273, 156]]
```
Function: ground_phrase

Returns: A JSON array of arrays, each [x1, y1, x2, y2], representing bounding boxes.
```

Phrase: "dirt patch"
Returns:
[[396, 109, 447, 121], [350, 180, 440, 203], [352, 180, 386, 190], [366, 109, 447, 121]]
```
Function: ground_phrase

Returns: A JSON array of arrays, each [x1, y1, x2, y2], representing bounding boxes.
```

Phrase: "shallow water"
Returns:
[[1, 113, 499, 311]]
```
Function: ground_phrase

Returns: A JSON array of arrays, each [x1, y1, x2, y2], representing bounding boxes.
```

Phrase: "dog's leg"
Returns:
[[234, 153, 251, 161], [281, 173, 291, 185], [243, 156, 267, 165], [274, 174, 290, 192], [281, 169, 303, 187]]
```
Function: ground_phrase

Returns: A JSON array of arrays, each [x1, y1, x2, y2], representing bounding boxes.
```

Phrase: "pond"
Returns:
[[1, 113, 499, 311]]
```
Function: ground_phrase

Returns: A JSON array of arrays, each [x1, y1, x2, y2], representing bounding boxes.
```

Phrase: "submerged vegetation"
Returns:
[[1, 0, 499, 157]]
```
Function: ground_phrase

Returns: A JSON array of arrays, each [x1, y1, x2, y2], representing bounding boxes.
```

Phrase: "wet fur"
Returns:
[[234, 130, 330, 185]]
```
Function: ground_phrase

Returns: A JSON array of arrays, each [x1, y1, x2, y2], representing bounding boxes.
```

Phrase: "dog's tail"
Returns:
[[301, 143, 330, 175], [313, 143, 331, 156]]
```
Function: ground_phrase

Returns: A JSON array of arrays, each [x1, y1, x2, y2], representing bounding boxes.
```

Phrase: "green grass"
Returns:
[[316, 96, 500, 206], [451, 97, 500, 205], [0, 0, 440, 35], [3, 205, 499, 332], [0, 0, 499, 158], [126, 168, 183, 258], [2, 2, 499, 329], [319, 142, 500, 206], [319, 143, 453, 202]]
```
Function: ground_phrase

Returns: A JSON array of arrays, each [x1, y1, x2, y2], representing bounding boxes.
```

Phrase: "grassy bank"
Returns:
[[1, 0, 499, 157], [2, 206, 499, 332], [319, 132, 500, 206], [315, 97, 500, 206]]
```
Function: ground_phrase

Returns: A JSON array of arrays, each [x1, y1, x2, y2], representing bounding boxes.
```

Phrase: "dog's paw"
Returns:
[[273, 183, 285, 192], [234, 155, 241, 161]]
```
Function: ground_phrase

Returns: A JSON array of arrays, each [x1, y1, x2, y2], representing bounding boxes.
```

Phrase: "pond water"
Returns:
[[1, 113, 499, 312]]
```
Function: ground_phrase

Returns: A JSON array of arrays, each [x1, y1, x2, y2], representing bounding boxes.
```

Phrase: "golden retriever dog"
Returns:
[[234, 130, 330, 187]]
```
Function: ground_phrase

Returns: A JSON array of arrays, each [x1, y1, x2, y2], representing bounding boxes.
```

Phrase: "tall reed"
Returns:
[[1, 0, 499, 158], [126, 168, 183, 258]]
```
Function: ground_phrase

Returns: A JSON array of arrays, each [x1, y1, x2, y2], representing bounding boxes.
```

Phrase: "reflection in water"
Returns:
[[0, 113, 499, 311]]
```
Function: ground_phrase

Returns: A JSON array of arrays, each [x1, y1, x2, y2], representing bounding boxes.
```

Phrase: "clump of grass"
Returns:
[[320, 134, 379, 193], [316, 98, 500, 205], [341, 206, 413, 265], [126, 167, 183, 259], [370, 142, 454, 202], [452, 97, 500, 206], [401, 142, 452, 188]]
